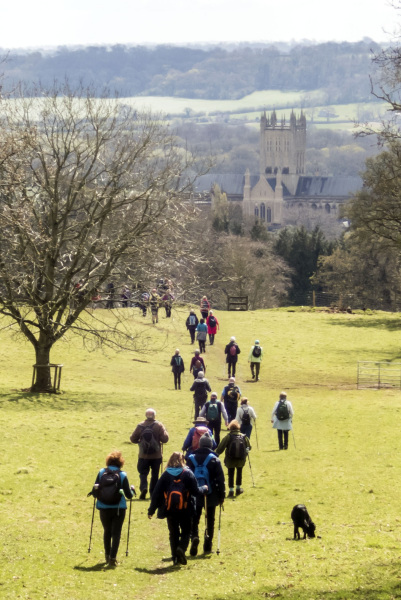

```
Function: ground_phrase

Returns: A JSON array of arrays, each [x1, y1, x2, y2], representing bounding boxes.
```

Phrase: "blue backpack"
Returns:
[[188, 453, 214, 495]]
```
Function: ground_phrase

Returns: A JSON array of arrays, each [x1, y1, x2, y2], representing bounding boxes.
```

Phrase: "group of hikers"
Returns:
[[88, 297, 295, 568]]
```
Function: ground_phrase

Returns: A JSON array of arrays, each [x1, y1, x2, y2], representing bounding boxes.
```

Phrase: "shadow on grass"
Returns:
[[135, 565, 180, 575], [1, 390, 122, 411], [73, 563, 108, 572], [330, 317, 401, 331]]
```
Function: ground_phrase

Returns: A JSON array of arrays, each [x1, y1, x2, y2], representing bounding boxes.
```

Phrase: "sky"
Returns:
[[1, 0, 398, 49]]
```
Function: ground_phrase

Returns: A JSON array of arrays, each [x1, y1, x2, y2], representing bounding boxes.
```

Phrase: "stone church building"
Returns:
[[193, 111, 362, 237]]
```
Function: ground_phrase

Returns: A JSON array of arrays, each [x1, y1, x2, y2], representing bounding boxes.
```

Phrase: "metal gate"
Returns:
[[357, 361, 401, 389]]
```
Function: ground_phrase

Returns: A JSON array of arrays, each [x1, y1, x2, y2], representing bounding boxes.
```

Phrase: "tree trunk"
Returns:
[[31, 344, 53, 393]]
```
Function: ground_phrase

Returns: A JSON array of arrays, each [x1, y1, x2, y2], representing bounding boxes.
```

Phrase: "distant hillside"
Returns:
[[2, 40, 382, 102]]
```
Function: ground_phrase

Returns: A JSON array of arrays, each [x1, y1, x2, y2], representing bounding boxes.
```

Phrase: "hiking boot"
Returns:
[[139, 489, 147, 500], [251, 373, 255, 379], [108, 558, 118, 567], [105, 554, 110, 563], [228, 489, 234, 498], [190, 536, 200, 557], [176, 547, 187, 565], [203, 538, 212, 553], [236, 487, 244, 496]]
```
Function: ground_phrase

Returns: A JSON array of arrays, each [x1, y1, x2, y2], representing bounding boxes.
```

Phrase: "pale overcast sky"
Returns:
[[1, 0, 397, 49]]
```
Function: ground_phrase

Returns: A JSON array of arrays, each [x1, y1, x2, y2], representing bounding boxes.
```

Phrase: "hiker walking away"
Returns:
[[189, 349, 206, 380], [225, 336, 240, 377], [130, 408, 169, 499], [171, 348, 185, 390], [188, 433, 225, 555], [121, 285, 130, 308], [162, 290, 174, 318], [138, 290, 149, 317], [206, 310, 219, 346], [236, 397, 257, 439], [216, 420, 250, 498], [148, 451, 208, 566], [90, 450, 135, 566], [271, 391, 294, 450], [186, 309, 199, 344], [221, 377, 241, 424], [190, 370, 211, 419], [149, 288, 160, 324], [248, 340, 263, 381], [196, 318, 208, 353], [182, 416, 217, 459], [200, 295, 210, 320], [105, 281, 115, 309], [200, 391, 228, 445]]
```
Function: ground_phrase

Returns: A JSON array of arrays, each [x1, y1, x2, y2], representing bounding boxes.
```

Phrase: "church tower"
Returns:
[[259, 110, 306, 175]]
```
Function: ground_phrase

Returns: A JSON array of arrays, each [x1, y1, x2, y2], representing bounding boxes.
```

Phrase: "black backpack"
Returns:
[[252, 346, 262, 358], [276, 399, 290, 421], [97, 468, 122, 505], [226, 385, 239, 404], [241, 407, 251, 427], [228, 434, 247, 459], [208, 316, 216, 328], [139, 423, 160, 454], [164, 472, 189, 512]]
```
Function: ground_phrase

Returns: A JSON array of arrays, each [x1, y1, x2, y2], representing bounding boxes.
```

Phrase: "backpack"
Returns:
[[174, 356, 182, 367], [208, 316, 217, 328], [193, 381, 208, 400], [139, 423, 160, 454], [192, 426, 209, 450], [189, 314, 196, 326], [241, 407, 251, 427], [229, 344, 237, 357], [252, 345, 262, 358], [164, 472, 189, 512], [97, 468, 122, 505], [194, 359, 202, 370], [206, 401, 219, 422], [276, 399, 290, 421], [228, 434, 247, 459], [189, 454, 213, 495], [226, 385, 239, 404]]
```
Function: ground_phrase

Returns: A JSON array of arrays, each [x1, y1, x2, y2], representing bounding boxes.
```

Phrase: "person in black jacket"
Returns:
[[186, 309, 199, 344], [170, 348, 185, 390], [190, 370, 211, 419], [148, 451, 207, 566], [224, 336, 241, 377], [187, 433, 225, 555]]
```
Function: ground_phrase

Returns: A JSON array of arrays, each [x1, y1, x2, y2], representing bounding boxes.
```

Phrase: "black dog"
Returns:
[[291, 504, 316, 539]]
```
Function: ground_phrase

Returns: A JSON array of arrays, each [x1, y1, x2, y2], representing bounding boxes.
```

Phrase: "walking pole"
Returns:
[[204, 495, 209, 540], [216, 504, 223, 555], [88, 496, 96, 553], [247, 453, 255, 488], [126, 499, 133, 557], [254, 422, 259, 450], [292, 430, 296, 449]]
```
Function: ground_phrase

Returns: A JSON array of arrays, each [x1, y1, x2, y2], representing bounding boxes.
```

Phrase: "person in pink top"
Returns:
[[206, 310, 219, 346]]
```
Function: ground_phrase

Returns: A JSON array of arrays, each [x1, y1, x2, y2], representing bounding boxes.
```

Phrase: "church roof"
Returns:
[[193, 174, 245, 196], [295, 176, 362, 198]]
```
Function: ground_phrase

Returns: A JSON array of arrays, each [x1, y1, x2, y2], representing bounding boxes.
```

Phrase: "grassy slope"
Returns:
[[1, 307, 401, 599]]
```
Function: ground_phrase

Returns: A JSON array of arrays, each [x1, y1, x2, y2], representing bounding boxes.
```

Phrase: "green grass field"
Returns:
[[2, 306, 401, 599]]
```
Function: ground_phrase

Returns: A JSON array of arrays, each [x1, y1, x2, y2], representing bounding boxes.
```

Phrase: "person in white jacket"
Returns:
[[271, 391, 294, 450], [236, 397, 257, 438], [248, 340, 263, 381]]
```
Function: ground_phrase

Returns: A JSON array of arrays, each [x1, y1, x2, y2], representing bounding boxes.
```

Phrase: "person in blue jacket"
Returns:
[[196, 318, 208, 353], [92, 450, 135, 566]]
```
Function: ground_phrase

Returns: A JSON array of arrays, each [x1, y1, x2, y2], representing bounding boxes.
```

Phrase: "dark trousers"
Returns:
[[208, 334, 215, 345], [250, 362, 260, 380], [188, 327, 196, 343], [208, 419, 222, 445], [165, 305, 172, 317], [198, 339, 206, 353], [194, 397, 206, 419], [201, 310, 209, 320], [224, 401, 237, 424], [137, 457, 162, 494], [240, 423, 253, 438], [277, 429, 289, 450], [99, 508, 126, 559], [227, 361, 237, 377], [173, 372, 182, 389], [227, 467, 243, 488], [191, 500, 216, 542], [167, 511, 191, 556]]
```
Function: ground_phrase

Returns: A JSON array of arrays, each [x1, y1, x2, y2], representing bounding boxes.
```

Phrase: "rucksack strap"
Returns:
[[188, 455, 198, 468]]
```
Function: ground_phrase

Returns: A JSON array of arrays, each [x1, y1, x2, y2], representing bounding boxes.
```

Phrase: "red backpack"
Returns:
[[229, 344, 237, 356], [192, 426, 209, 450]]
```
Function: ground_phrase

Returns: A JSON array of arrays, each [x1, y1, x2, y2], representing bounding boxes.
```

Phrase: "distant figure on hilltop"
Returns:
[[200, 296, 210, 320]]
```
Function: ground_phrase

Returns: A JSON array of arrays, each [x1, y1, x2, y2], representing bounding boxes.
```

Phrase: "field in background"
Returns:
[[1, 306, 401, 599]]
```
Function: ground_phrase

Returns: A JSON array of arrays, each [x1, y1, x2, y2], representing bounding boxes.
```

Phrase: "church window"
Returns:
[[260, 203, 266, 220], [325, 203, 331, 214], [254, 206, 259, 217], [266, 207, 272, 222]]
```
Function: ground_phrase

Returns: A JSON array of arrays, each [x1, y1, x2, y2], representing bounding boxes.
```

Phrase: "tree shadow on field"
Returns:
[[1, 391, 121, 412], [330, 317, 401, 331]]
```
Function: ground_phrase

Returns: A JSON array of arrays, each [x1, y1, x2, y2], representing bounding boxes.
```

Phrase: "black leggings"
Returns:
[[99, 508, 126, 559], [167, 511, 192, 556], [227, 467, 243, 488], [173, 372, 182, 389]]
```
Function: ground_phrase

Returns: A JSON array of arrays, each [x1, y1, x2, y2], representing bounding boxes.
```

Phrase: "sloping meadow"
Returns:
[[1, 306, 401, 600]]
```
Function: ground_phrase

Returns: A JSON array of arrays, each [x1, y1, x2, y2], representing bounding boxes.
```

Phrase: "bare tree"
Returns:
[[0, 83, 203, 392]]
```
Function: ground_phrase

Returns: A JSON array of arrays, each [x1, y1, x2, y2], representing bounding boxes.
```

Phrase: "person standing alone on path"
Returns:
[[206, 310, 219, 346], [236, 397, 257, 439], [186, 309, 199, 344], [248, 340, 263, 381], [271, 391, 294, 450], [170, 348, 185, 390], [130, 408, 169, 499], [225, 336, 240, 377]]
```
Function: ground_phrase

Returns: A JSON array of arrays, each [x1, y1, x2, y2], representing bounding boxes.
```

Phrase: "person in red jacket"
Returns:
[[206, 310, 219, 346]]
